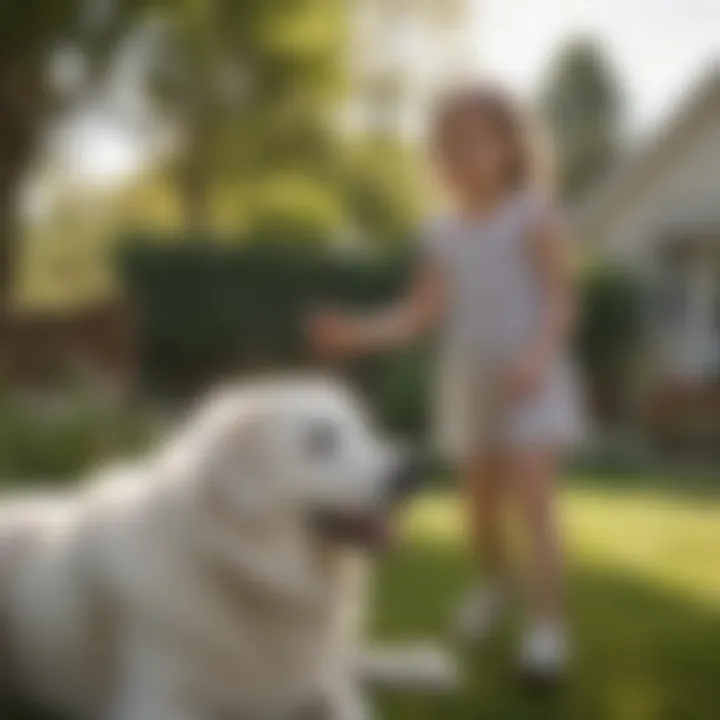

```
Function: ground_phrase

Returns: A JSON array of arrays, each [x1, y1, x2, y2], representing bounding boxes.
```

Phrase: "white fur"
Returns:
[[0, 376, 456, 720]]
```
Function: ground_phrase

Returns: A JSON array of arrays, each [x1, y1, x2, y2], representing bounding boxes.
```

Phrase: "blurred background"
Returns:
[[0, 2, 718, 718]]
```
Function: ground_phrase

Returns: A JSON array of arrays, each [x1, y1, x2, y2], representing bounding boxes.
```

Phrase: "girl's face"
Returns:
[[434, 109, 511, 202]]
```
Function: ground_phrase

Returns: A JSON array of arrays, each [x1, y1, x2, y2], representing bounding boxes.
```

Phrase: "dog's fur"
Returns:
[[0, 377, 451, 720]]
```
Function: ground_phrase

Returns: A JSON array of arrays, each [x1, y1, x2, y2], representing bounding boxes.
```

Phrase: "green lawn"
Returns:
[[372, 483, 720, 720]]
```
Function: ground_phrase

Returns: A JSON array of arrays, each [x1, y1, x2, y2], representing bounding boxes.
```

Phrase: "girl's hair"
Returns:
[[430, 83, 554, 193]]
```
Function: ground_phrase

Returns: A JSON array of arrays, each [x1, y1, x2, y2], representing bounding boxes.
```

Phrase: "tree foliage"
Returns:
[[0, 0, 146, 313], [0, 0, 349, 314], [539, 38, 625, 202], [140, 0, 347, 234], [340, 137, 426, 246]]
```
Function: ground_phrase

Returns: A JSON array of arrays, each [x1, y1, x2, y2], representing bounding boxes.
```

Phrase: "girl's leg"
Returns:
[[462, 451, 508, 576], [507, 446, 563, 620], [507, 446, 567, 676], [453, 451, 511, 639]]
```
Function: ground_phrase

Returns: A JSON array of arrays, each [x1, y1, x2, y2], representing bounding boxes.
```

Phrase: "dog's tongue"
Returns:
[[314, 511, 395, 550], [364, 514, 394, 548]]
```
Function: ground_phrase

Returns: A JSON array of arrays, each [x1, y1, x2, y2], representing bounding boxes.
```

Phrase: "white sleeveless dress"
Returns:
[[422, 191, 584, 459]]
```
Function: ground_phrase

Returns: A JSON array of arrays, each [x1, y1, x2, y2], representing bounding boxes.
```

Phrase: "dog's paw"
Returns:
[[319, 692, 374, 720], [358, 642, 461, 692]]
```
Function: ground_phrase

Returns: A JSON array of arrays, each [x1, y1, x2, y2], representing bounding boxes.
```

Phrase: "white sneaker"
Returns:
[[519, 621, 568, 681], [452, 581, 509, 642]]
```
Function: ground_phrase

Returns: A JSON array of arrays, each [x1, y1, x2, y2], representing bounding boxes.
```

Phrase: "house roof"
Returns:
[[572, 64, 720, 238]]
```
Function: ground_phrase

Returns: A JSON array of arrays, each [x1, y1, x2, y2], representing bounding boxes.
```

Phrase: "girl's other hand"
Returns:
[[306, 309, 362, 360], [503, 352, 547, 401]]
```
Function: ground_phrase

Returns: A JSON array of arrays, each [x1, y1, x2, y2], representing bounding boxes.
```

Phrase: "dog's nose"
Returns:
[[388, 454, 425, 504]]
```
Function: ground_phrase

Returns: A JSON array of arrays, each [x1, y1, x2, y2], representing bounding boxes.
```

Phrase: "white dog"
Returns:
[[0, 376, 455, 720]]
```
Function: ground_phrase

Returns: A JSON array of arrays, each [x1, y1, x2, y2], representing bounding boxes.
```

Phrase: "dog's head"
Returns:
[[164, 375, 423, 550]]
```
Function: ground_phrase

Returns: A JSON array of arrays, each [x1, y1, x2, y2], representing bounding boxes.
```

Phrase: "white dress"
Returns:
[[422, 191, 584, 459]]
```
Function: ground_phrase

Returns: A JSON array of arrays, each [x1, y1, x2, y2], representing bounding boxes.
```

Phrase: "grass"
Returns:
[[371, 482, 720, 720]]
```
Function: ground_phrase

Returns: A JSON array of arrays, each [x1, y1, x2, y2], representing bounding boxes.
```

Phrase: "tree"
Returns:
[[0, 0, 144, 314], [538, 38, 625, 202], [341, 136, 425, 245], [143, 0, 346, 235], [0, 0, 348, 314]]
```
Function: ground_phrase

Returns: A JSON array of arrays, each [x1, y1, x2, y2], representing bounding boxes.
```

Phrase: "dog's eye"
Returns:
[[305, 422, 339, 458]]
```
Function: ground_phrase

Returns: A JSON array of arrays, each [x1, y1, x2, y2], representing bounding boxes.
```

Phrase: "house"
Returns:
[[575, 67, 720, 446], [576, 67, 720, 385]]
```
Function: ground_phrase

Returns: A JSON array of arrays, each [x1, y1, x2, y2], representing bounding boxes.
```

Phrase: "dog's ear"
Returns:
[[202, 409, 277, 518], [162, 391, 275, 517]]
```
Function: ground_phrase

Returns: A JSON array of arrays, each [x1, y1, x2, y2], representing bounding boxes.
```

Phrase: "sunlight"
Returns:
[[404, 486, 720, 608]]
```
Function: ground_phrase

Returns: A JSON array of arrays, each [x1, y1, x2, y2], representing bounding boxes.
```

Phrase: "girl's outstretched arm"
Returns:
[[308, 260, 446, 360]]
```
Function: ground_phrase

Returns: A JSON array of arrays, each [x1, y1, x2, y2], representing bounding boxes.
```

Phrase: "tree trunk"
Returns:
[[0, 61, 45, 318], [0, 179, 18, 318]]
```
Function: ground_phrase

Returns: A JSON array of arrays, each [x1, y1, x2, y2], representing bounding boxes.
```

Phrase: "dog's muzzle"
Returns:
[[312, 454, 425, 550], [386, 455, 424, 505]]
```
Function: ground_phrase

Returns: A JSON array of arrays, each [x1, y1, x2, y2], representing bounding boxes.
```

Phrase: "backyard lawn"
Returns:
[[372, 481, 720, 720]]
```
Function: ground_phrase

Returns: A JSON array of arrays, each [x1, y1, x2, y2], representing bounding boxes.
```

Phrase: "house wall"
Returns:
[[598, 104, 720, 263], [586, 94, 720, 385]]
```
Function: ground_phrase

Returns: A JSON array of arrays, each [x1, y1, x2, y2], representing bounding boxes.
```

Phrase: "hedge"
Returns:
[[0, 395, 160, 482], [118, 237, 433, 441], [577, 266, 646, 422]]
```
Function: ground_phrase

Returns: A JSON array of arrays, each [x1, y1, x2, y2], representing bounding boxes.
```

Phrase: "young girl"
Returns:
[[308, 85, 581, 680]]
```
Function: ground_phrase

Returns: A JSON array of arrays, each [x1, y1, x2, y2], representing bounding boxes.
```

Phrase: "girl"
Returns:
[[308, 85, 581, 680]]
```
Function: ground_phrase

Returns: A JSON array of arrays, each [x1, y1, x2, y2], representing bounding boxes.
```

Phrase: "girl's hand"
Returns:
[[503, 352, 548, 401], [307, 309, 363, 359]]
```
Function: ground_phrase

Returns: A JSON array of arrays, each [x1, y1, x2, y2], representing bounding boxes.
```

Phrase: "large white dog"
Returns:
[[0, 376, 453, 720]]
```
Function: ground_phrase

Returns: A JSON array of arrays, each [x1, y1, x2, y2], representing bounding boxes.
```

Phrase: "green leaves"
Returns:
[[538, 39, 626, 201], [136, 0, 347, 233]]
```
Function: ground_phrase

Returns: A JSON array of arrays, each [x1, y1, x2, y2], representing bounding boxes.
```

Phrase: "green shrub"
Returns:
[[576, 265, 645, 422], [0, 395, 159, 484]]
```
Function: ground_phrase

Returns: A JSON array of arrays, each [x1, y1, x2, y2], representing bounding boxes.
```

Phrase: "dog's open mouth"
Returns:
[[311, 510, 394, 550], [311, 456, 424, 550]]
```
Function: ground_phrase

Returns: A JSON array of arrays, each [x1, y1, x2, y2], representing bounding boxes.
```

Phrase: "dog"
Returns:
[[0, 375, 456, 719]]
